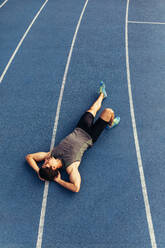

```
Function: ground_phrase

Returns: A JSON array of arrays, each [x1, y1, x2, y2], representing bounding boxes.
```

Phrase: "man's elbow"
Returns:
[[25, 154, 32, 161], [74, 185, 80, 193]]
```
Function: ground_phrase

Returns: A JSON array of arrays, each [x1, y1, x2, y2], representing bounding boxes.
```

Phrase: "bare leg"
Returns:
[[87, 93, 104, 117], [100, 108, 114, 124]]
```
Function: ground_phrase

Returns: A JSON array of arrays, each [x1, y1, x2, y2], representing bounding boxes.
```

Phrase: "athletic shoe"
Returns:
[[99, 81, 107, 98], [106, 116, 120, 129]]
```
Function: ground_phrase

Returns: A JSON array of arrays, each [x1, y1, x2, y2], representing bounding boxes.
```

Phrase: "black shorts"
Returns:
[[76, 112, 109, 143]]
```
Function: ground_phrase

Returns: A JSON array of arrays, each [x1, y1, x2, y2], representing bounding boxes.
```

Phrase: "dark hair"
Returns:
[[39, 167, 58, 181]]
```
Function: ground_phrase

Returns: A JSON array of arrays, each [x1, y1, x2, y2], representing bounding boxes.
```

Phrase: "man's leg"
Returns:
[[90, 108, 115, 143], [87, 81, 107, 117], [99, 108, 114, 124], [87, 93, 104, 117], [76, 82, 108, 137]]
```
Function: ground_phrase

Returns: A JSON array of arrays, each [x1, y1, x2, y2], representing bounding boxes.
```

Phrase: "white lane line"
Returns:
[[0, 0, 8, 8], [35, 1, 89, 248], [129, 20, 165, 25], [50, 0, 88, 150], [0, 0, 48, 83], [125, 1, 157, 248]]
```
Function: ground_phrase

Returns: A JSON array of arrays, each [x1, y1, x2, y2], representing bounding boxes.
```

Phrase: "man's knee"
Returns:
[[100, 108, 114, 122], [104, 108, 114, 115], [102, 108, 114, 117]]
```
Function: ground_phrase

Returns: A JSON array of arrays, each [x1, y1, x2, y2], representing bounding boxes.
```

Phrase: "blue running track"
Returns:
[[0, 0, 165, 247]]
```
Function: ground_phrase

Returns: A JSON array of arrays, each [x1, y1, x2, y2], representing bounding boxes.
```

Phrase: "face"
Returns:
[[42, 157, 58, 170]]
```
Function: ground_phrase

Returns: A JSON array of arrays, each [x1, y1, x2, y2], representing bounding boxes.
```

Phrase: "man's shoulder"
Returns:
[[66, 161, 80, 174]]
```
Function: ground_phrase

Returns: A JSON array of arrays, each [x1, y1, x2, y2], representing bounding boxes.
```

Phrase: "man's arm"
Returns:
[[25, 152, 50, 173], [54, 168, 81, 193]]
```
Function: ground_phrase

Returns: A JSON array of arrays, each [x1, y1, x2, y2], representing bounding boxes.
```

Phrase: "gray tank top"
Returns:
[[51, 127, 93, 169]]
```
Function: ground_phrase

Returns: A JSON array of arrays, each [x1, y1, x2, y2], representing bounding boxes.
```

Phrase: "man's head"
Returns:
[[39, 166, 58, 181], [39, 157, 62, 181]]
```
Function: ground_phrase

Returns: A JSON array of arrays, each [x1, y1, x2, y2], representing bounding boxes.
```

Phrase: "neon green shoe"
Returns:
[[106, 116, 120, 129], [99, 81, 107, 98]]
